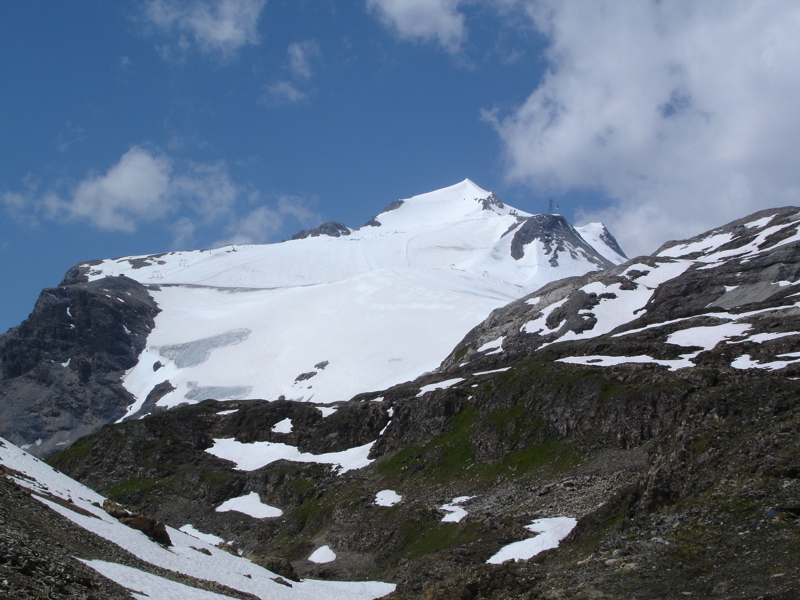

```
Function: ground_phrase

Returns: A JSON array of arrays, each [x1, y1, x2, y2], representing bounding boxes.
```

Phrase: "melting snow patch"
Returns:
[[317, 406, 338, 417], [309, 545, 336, 564], [731, 354, 800, 371], [417, 378, 464, 397], [486, 517, 577, 564], [272, 418, 293, 433], [658, 232, 734, 258], [80, 559, 237, 600], [179, 524, 225, 546], [666, 323, 751, 350], [216, 409, 238, 416], [440, 496, 474, 523], [525, 296, 541, 305], [375, 490, 402, 507], [206, 438, 375, 473], [215, 492, 283, 519], [731, 331, 798, 344], [557, 355, 695, 370], [477, 336, 505, 354], [473, 367, 511, 376], [521, 297, 568, 334]]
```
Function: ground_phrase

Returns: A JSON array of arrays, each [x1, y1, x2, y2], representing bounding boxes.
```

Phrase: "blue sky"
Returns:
[[3, 1, 800, 333]]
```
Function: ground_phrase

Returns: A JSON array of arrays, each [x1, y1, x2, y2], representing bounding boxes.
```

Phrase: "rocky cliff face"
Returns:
[[0, 275, 159, 457]]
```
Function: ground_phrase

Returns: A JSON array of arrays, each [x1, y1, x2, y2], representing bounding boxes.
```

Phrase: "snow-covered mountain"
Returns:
[[70, 179, 625, 420], [441, 206, 800, 377]]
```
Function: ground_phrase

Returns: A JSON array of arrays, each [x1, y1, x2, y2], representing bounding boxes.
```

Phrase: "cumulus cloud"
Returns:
[[263, 80, 308, 105], [218, 195, 321, 246], [142, 0, 267, 59], [367, 0, 466, 53], [487, 0, 800, 255], [3, 146, 322, 249], [42, 146, 174, 233], [262, 40, 320, 106], [287, 40, 320, 80]]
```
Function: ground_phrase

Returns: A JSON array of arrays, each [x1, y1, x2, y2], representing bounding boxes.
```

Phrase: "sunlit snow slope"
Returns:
[[80, 180, 625, 414]]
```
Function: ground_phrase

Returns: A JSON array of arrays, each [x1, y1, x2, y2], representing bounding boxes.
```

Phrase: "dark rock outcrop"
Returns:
[[509, 214, 616, 269], [291, 222, 352, 240], [0, 274, 159, 457]]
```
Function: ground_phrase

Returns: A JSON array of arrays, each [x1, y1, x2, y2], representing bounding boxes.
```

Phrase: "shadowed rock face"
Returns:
[[291, 222, 352, 240], [0, 275, 159, 457], [510, 214, 617, 269]]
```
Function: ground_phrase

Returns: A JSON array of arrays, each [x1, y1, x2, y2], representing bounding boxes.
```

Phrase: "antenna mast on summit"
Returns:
[[548, 199, 559, 214]]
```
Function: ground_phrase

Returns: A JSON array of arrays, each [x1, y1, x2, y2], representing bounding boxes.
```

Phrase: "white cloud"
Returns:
[[218, 195, 321, 246], [262, 41, 321, 106], [172, 161, 240, 222], [287, 40, 320, 80], [143, 0, 267, 59], [488, 0, 800, 255], [44, 146, 174, 233], [263, 80, 308, 105], [3, 146, 324, 250], [367, 0, 466, 53]]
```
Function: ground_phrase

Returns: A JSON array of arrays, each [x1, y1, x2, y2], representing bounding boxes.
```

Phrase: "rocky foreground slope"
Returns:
[[35, 206, 800, 598]]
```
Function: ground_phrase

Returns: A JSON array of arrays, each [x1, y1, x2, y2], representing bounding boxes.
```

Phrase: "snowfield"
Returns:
[[77, 180, 623, 415]]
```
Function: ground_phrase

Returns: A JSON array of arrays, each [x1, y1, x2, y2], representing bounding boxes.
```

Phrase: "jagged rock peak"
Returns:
[[509, 213, 618, 270], [291, 221, 352, 240]]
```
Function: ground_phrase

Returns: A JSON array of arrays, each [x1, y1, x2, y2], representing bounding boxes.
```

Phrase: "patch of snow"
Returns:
[[308, 545, 336, 564], [473, 367, 511, 376], [521, 297, 568, 334], [61, 358, 71, 368], [525, 296, 541, 305], [731, 354, 800, 371], [416, 378, 464, 397], [215, 492, 283, 519], [216, 409, 238, 416], [658, 232, 734, 258], [732, 331, 798, 344], [666, 323, 751, 350], [206, 438, 375, 474], [557, 355, 695, 370], [272, 418, 293, 433], [375, 490, 402, 507], [477, 336, 505, 353], [439, 497, 474, 523], [80, 559, 240, 600], [486, 517, 577, 564], [744, 216, 774, 229], [317, 406, 337, 417], [179, 524, 225, 546]]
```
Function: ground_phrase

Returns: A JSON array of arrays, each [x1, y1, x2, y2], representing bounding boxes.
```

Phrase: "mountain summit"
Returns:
[[0, 180, 623, 456]]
